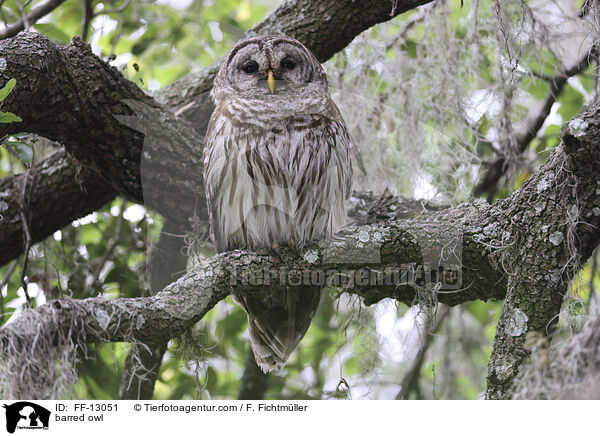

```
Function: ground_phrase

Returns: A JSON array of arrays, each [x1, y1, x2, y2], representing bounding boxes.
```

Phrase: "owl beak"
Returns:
[[266, 69, 276, 93]]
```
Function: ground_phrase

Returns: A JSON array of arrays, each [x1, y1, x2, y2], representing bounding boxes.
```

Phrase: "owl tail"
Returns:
[[233, 286, 322, 372]]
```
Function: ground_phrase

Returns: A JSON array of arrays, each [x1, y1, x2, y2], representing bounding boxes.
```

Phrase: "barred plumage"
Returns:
[[203, 35, 353, 371]]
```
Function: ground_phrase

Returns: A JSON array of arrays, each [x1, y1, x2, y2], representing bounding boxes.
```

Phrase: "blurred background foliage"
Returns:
[[0, 0, 599, 399]]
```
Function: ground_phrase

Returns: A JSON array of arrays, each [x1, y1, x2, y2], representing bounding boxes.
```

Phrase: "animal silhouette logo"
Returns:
[[3, 402, 50, 433]]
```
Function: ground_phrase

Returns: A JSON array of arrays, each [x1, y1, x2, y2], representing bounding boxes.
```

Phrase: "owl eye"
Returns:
[[242, 61, 259, 74], [280, 58, 296, 71]]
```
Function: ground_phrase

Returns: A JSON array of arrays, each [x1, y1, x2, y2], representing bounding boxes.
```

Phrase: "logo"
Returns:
[[3, 402, 50, 433]]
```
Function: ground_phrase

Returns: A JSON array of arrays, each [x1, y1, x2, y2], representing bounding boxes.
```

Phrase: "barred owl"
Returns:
[[203, 35, 353, 372]]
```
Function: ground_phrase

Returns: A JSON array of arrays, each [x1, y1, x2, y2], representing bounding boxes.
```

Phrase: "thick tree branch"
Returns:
[[0, 151, 115, 265], [0, 196, 507, 356], [0, 33, 156, 202], [485, 102, 600, 399], [158, 0, 435, 108]]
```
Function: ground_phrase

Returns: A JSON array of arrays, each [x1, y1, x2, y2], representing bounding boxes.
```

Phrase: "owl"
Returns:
[[203, 35, 353, 372]]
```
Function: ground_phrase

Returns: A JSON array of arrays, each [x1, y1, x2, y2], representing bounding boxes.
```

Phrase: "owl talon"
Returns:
[[288, 238, 298, 252], [271, 242, 281, 255]]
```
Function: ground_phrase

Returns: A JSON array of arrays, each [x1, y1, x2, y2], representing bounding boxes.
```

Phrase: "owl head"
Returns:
[[211, 35, 328, 105]]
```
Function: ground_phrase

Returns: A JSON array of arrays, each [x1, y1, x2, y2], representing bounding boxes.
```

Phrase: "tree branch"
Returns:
[[158, 0, 435, 108], [0, 0, 66, 40], [473, 46, 597, 201], [395, 306, 450, 399], [119, 340, 168, 400], [0, 196, 506, 358], [485, 102, 600, 399], [80, 0, 93, 41], [0, 151, 115, 266]]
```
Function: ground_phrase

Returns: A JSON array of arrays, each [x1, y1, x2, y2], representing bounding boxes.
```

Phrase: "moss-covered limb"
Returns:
[[0, 257, 230, 398], [485, 106, 600, 399], [0, 206, 506, 352], [0, 151, 115, 266], [0, 256, 231, 355]]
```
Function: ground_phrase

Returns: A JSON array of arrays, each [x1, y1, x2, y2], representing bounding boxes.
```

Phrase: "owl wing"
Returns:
[[203, 102, 233, 253], [293, 98, 353, 241]]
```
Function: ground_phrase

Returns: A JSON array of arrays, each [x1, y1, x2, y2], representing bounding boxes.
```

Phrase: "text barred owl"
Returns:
[[203, 35, 353, 371]]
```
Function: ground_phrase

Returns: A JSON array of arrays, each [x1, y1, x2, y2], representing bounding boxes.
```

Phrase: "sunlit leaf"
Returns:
[[557, 84, 584, 121], [0, 78, 16, 102], [0, 111, 22, 123]]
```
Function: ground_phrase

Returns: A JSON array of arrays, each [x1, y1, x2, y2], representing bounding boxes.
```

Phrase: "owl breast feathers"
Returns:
[[203, 35, 353, 371]]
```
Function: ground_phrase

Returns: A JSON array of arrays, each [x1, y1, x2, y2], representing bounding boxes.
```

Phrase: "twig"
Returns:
[[97, 0, 130, 16], [80, 0, 93, 41], [385, 3, 432, 52], [473, 46, 598, 201], [588, 247, 598, 310], [0, 260, 18, 324], [18, 169, 34, 305], [14, 0, 29, 31], [395, 306, 450, 399], [0, 0, 66, 40], [88, 199, 126, 292]]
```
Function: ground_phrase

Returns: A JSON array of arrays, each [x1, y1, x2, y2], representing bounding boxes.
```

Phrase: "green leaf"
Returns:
[[578, 68, 595, 93], [0, 111, 22, 123], [522, 76, 548, 100], [557, 84, 584, 121], [4, 141, 32, 163], [399, 40, 417, 58], [0, 78, 16, 102], [33, 23, 71, 44], [543, 124, 562, 136]]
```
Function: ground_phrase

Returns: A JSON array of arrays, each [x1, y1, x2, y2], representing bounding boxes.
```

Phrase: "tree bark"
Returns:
[[0, 151, 115, 265], [485, 110, 600, 399]]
